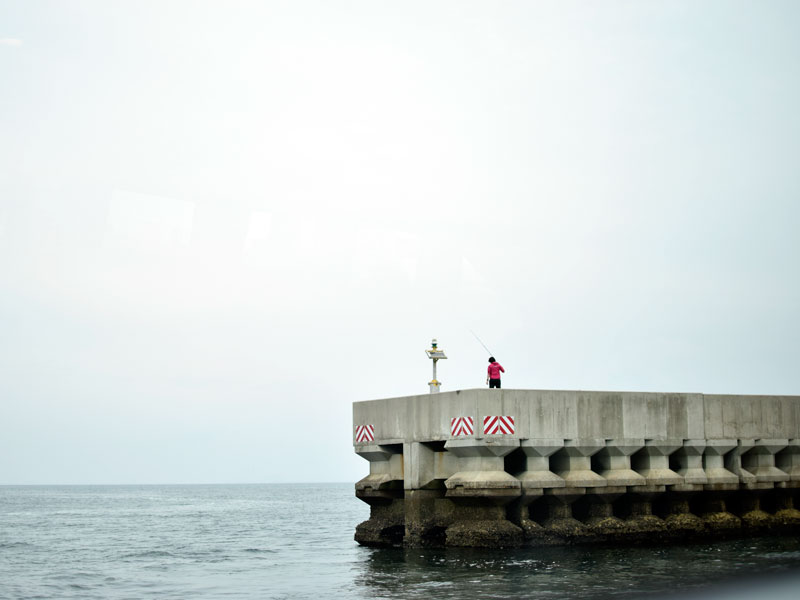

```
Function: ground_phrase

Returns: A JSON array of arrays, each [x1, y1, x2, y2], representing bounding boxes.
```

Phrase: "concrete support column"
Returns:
[[625, 490, 667, 536], [663, 492, 704, 536], [400, 442, 450, 547], [550, 439, 606, 488], [631, 440, 683, 486], [741, 439, 790, 485], [355, 444, 404, 498], [671, 440, 708, 490], [773, 490, 800, 530], [583, 489, 628, 540], [725, 440, 761, 488], [354, 444, 405, 547], [404, 489, 446, 547], [776, 439, 800, 483], [701, 494, 741, 534], [595, 439, 646, 487], [775, 493, 797, 512], [586, 501, 614, 521], [703, 441, 739, 490], [738, 492, 775, 531], [540, 488, 588, 542], [623, 439, 680, 537], [516, 439, 565, 493], [402, 442, 439, 491], [442, 438, 523, 548], [514, 439, 564, 544], [443, 439, 521, 500], [444, 499, 523, 548], [354, 495, 405, 547]]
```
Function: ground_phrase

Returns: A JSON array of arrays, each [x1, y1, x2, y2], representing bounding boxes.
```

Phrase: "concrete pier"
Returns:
[[353, 389, 800, 547]]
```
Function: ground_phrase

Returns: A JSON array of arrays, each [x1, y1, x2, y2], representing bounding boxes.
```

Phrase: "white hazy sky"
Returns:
[[1, 0, 799, 485]]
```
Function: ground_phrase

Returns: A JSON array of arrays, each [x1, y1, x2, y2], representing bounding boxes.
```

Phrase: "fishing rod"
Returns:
[[468, 329, 494, 357]]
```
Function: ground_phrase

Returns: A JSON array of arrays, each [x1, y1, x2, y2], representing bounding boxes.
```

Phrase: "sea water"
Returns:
[[1, 483, 799, 599]]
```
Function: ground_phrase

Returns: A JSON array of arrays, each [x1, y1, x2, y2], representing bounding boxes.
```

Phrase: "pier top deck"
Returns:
[[353, 388, 800, 445]]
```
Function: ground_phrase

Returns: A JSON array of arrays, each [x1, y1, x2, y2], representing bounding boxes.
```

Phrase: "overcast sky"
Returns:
[[1, 0, 799, 485]]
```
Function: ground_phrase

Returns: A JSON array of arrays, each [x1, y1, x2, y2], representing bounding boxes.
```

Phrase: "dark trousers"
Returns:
[[489, 378, 501, 389]]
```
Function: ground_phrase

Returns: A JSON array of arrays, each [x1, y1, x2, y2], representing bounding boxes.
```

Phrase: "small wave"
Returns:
[[766, 551, 800, 559], [0, 541, 35, 549], [45, 571, 103, 583], [122, 550, 175, 559], [242, 548, 277, 554], [202, 557, 233, 564]]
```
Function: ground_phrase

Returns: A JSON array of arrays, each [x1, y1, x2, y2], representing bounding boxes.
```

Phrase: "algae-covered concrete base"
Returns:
[[353, 389, 800, 548]]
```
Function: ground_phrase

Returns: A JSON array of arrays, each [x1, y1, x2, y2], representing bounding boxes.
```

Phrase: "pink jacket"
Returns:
[[487, 362, 505, 379]]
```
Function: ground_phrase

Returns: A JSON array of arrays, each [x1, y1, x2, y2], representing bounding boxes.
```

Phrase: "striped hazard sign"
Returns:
[[450, 416, 474, 436], [483, 415, 515, 435], [355, 425, 375, 443]]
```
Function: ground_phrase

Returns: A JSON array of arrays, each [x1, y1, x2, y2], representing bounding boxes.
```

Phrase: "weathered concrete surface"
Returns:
[[353, 389, 800, 548], [354, 389, 799, 442]]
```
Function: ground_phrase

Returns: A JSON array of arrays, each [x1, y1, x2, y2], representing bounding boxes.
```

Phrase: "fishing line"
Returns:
[[468, 328, 494, 357]]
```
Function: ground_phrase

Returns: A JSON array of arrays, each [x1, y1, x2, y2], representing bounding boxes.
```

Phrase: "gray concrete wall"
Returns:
[[353, 389, 800, 444], [354, 389, 800, 548]]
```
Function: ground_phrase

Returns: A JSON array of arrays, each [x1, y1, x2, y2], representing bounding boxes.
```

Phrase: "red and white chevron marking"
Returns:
[[450, 416, 474, 436], [355, 424, 374, 443], [483, 415, 515, 435]]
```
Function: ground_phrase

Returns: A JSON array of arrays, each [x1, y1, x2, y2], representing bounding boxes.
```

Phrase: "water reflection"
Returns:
[[353, 537, 800, 600]]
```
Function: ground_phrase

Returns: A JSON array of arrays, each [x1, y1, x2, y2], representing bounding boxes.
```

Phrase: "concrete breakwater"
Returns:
[[352, 389, 800, 548]]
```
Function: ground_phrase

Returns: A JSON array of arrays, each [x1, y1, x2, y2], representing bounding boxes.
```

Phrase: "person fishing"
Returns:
[[486, 357, 505, 389]]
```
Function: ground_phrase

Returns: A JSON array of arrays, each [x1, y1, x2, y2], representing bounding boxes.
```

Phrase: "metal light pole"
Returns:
[[425, 338, 447, 393]]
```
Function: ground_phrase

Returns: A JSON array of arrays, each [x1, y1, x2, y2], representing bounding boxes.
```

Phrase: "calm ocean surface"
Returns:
[[1, 483, 799, 599]]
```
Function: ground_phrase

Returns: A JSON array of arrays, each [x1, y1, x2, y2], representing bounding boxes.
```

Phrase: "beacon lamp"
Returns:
[[425, 338, 447, 393]]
